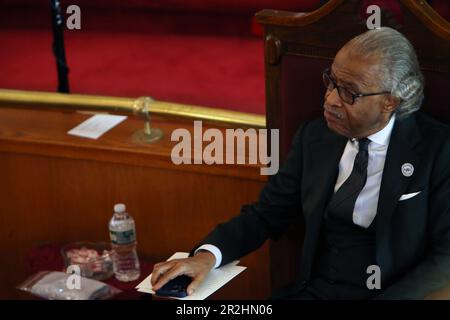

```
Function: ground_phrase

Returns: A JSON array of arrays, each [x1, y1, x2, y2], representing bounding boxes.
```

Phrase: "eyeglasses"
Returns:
[[322, 68, 391, 105]]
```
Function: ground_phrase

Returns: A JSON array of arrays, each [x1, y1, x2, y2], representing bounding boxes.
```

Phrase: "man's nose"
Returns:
[[325, 88, 343, 107]]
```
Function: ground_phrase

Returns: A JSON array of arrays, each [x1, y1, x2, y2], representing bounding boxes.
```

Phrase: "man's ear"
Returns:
[[383, 95, 401, 113]]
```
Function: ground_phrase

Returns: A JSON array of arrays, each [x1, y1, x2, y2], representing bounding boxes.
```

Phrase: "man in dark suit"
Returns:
[[151, 27, 450, 299]]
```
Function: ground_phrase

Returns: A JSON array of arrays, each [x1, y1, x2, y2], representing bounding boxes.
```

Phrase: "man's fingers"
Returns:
[[151, 262, 175, 285], [187, 274, 206, 296], [153, 266, 185, 291], [150, 257, 211, 294]]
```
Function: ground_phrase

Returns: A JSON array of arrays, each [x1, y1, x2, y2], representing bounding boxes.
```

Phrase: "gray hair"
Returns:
[[344, 27, 424, 118]]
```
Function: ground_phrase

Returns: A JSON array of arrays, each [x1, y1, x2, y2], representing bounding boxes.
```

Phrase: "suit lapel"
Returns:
[[376, 115, 422, 281], [300, 125, 347, 278], [306, 131, 347, 221]]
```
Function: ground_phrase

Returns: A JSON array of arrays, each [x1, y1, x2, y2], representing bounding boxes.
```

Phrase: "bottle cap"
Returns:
[[114, 203, 126, 213]]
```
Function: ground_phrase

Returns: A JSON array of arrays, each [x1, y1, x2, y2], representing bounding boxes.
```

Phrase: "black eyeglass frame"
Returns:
[[322, 68, 391, 105]]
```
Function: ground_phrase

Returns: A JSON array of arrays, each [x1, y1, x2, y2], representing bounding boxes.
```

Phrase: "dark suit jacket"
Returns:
[[196, 112, 450, 299]]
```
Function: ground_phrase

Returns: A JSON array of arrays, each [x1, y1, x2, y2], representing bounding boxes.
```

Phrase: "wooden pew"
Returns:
[[0, 105, 270, 299]]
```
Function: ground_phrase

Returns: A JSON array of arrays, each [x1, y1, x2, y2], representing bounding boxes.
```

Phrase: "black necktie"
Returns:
[[328, 138, 370, 225]]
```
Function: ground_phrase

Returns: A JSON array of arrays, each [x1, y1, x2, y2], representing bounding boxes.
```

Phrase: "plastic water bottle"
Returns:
[[109, 203, 140, 282]]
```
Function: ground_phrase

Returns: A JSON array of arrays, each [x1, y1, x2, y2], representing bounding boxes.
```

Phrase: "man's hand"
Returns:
[[151, 251, 216, 296]]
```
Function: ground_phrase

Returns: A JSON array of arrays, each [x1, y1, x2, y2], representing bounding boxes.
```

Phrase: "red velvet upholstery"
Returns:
[[280, 56, 329, 156], [434, 0, 450, 20], [421, 70, 450, 124]]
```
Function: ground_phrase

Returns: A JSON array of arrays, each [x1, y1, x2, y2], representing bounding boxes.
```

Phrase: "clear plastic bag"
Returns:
[[17, 271, 121, 300]]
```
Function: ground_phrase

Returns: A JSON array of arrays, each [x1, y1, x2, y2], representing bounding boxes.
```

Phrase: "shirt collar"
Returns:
[[367, 114, 396, 146]]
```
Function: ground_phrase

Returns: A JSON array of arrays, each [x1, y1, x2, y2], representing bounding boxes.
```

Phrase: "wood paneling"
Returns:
[[0, 107, 269, 299]]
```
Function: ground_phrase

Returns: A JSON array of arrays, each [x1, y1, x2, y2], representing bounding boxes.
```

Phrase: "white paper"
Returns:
[[68, 114, 127, 139], [136, 252, 246, 300]]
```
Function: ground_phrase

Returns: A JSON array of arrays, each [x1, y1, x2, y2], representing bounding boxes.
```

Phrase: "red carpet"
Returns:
[[0, 30, 265, 114]]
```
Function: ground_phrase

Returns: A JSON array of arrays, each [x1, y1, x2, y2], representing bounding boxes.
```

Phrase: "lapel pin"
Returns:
[[401, 163, 414, 177]]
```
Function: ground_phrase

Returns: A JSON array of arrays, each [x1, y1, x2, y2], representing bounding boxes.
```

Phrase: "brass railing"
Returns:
[[0, 89, 266, 128]]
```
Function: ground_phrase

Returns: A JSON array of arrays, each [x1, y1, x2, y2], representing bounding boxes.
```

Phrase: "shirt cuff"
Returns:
[[195, 244, 222, 269]]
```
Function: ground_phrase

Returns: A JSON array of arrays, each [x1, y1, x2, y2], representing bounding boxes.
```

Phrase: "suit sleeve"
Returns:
[[375, 137, 450, 300], [192, 123, 308, 267]]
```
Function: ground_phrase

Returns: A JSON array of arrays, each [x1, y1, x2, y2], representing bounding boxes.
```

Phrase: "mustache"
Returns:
[[323, 104, 344, 119]]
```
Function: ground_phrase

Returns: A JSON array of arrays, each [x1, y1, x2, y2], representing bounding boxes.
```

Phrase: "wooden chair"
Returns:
[[256, 0, 450, 297]]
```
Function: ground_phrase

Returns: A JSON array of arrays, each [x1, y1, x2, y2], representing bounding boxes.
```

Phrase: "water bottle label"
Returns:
[[110, 229, 136, 244]]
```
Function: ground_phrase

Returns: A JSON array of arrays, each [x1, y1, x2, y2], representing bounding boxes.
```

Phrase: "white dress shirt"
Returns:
[[197, 115, 396, 267], [336, 114, 395, 228]]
